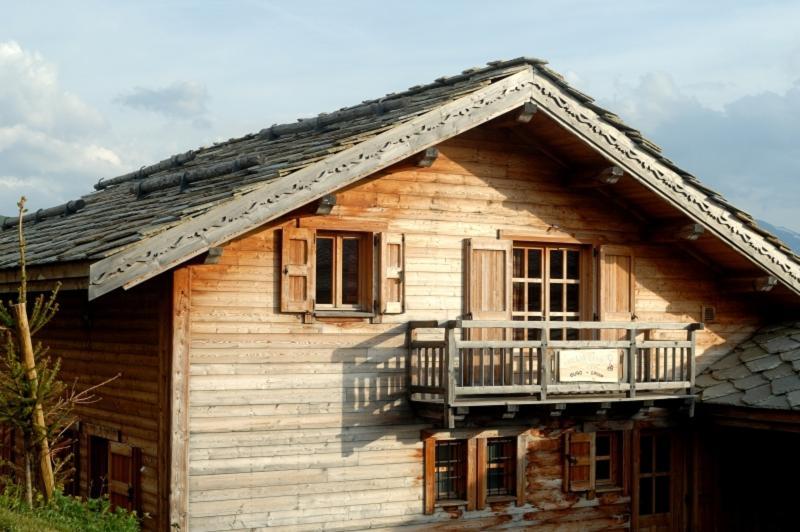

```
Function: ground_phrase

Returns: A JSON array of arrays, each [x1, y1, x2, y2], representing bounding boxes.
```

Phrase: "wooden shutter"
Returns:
[[563, 432, 595, 492], [598, 245, 635, 321], [281, 227, 315, 313], [379, 233, 404, 314], [108, 442, 141, 513], [465, 238, 512, 321]]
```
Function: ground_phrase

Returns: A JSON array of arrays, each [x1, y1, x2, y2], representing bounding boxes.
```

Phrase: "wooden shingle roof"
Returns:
[[1, 57, 799, 300]]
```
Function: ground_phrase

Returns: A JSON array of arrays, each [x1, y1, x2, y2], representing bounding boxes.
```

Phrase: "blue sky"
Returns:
[[1, 0, 799, 232]]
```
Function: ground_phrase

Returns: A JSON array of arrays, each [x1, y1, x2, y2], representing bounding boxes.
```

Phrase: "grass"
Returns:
[[0, 491, 140, 532]]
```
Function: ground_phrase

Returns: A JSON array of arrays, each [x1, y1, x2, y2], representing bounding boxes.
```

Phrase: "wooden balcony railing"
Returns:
[[407, 320, 702, 407]]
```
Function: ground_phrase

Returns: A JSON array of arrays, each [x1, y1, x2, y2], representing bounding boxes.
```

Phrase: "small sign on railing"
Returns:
[[558, 349, 619, 383]]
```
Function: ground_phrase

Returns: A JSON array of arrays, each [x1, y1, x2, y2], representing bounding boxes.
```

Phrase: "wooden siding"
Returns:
[[37, 280, 170, 531], [184, 126, 763, 530]]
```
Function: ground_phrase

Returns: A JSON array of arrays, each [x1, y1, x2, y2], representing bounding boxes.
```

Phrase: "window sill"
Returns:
[[486, 495, 516, 504], [595, 485, 623, 494], [435, 499, 468, 508], [313, 310, 375, 318]]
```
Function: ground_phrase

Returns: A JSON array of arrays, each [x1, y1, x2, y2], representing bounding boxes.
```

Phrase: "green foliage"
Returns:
[[0, 490, 140, 532]]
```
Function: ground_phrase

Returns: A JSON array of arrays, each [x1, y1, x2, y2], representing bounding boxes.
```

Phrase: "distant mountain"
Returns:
[[758, 219, 800, 254]]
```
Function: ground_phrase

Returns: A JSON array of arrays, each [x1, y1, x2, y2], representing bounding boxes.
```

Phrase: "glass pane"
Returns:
[[549, 283, 563, 312], [639, 478, 653, 515], [513, 316, 524, 340], [656, 435, 671, 472], [527, 316, 541, 341], [315, 237, 333, 305], [513, 282, 525, 312], [342, 238, 360, 304], [566, 284, 580, 312], [513, 249, 524, 278], [640, 435, 653, 474], [596, 434, 610, 456], [655, 476, 670, 513], [596, 459, 610, 481], [566, 250, 580, 279], [550, 250, 564, 279], [527, 249, 542, 278], [527, 283, 542, 312]]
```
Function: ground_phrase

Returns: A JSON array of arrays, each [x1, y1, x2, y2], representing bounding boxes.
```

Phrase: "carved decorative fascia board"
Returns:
[[88, 67, 537, 300], [527, 73, 800, 296]]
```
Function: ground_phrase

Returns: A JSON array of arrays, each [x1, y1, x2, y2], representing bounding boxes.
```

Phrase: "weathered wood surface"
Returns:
[[35, 280, 170, 531], [183, 128, 764, 530]]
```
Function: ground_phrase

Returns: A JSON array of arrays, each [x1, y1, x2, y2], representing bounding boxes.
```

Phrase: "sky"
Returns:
[[1, 0, 799, 233]]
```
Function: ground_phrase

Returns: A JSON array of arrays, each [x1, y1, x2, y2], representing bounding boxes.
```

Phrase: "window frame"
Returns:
[[314, 231, 372, 312], [509, 240, 593, 340], [563, 429, 629, 495], [482, 437, 518, 502], [423, 430, 527, 514], [594, 430, 623, 493]]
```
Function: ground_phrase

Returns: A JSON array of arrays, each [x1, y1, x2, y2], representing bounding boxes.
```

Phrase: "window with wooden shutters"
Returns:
[[281, 227, 315, 313], [282, 226, 385, 315], [599, 245, 635, 321], [108, 441, 141, 514], [564, 430, 627, 493], [379, 233, 404, 314]]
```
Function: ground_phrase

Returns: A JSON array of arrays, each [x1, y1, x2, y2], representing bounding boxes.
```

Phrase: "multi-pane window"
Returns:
[[595, 431, 622, 490], [435, 440, 467, 502], [486, 437, 516, 498], [512, 244, 582, 340], [425, 434, 524, 513], [639, 432, 672, 516], [564, 430, 626, 493], [315, 232, 368, 310]]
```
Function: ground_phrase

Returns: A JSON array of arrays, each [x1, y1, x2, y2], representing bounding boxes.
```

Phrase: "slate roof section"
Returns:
[[0, 57, 798, 288], [698, 322, 800, 410], [0, 60, 536, 268]]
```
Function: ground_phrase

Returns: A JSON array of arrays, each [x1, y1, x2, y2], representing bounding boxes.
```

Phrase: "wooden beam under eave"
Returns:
[[568, 166, 623, 188], [489, 101, 539, 128], [649, 222, 705, 242], [415, 147, 439, 168], [722, 275, 778, 293]]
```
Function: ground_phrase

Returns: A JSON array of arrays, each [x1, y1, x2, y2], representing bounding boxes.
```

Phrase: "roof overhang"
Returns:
[[87, 66, 800, 300]]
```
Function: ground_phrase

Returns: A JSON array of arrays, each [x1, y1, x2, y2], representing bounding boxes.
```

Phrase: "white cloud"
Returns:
[[115, 81, 210, 125], [604, 73, 800, 231], [0, 41, 122, 215]]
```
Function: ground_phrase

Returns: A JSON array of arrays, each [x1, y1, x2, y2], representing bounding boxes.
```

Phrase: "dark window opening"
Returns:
[[486, 437, 516, 497], [435, 440, 467, 501], [89, 436, 109, 499]]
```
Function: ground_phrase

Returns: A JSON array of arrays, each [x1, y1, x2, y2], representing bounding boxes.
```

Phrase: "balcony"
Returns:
[[407, 320, 702, 424]]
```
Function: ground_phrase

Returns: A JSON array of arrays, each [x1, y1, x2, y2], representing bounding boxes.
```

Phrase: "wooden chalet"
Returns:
[[1, 57, 799, 531]]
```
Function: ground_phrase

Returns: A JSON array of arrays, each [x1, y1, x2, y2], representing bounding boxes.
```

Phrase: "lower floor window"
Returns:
[[435, 440, 467, 501], [486, 437, 516, 497], [425, 432, 525, 514]]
